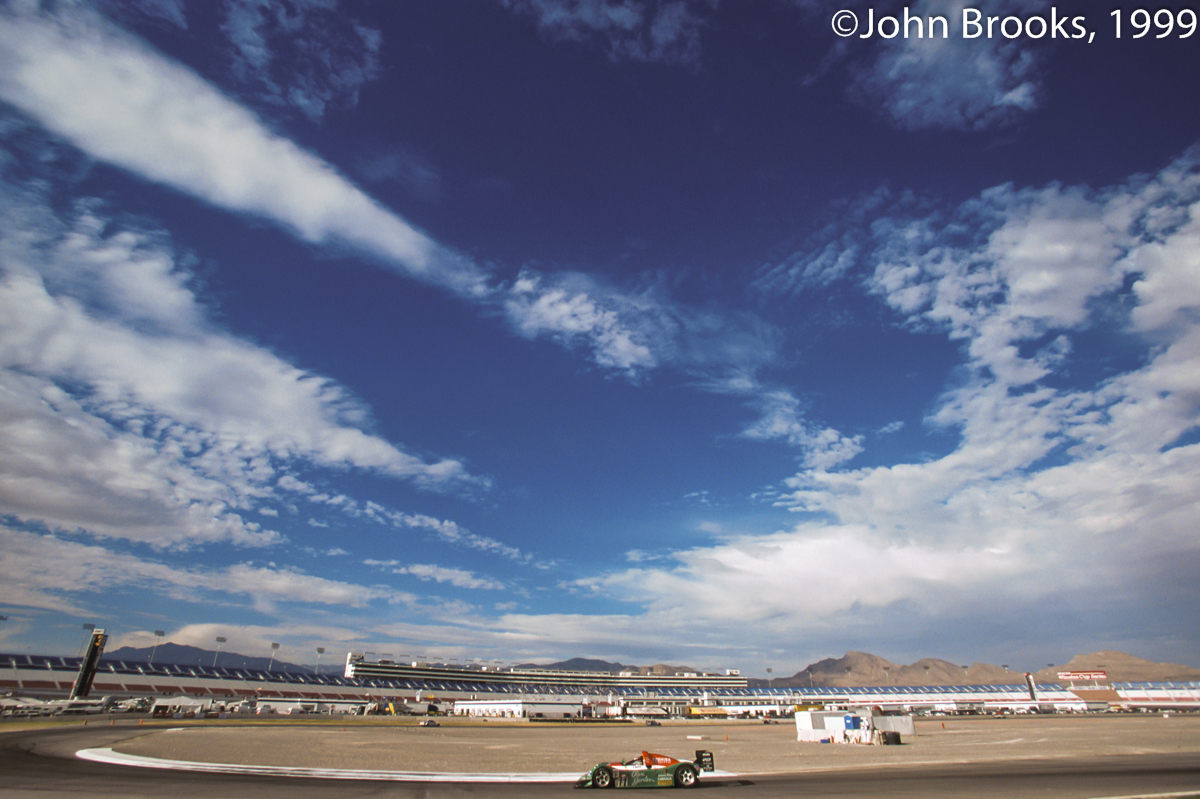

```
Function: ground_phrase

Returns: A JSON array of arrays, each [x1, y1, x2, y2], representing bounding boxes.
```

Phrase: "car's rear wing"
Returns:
[[693, 750, 714, 772]]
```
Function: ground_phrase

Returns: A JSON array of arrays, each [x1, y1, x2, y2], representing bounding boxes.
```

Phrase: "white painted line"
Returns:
[[77, 748, 737, 783], [1087, 793, 1200, 799]]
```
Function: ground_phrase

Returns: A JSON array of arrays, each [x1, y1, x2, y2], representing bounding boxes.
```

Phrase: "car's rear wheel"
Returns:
[[593, 766, 614, 788], [673, 764, 697, 787]]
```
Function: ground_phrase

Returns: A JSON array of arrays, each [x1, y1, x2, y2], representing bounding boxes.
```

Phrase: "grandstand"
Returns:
[[2, 651, 1198, 714]]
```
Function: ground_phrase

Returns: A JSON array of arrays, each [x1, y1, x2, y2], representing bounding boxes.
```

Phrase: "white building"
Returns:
[[453, 695, 586, 719], [795, 708, 915, 744]]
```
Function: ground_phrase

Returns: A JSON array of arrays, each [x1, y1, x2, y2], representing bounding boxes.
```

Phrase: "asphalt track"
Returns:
[[3, 718, 1199, 799]]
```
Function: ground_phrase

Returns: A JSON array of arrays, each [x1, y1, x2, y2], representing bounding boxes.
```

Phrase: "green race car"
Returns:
[[575, 750, 714, 789]]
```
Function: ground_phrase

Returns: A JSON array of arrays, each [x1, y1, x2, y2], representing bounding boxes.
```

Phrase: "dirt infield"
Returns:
[[108, 713, 1200, 776]]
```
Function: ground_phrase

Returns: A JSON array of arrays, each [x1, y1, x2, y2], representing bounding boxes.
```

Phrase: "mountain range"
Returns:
[[103, 643, 330, 675], [750, 650, 1200, 687]]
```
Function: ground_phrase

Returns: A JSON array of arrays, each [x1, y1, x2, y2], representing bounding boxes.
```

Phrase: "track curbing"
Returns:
[[77, 747, 739, 783]]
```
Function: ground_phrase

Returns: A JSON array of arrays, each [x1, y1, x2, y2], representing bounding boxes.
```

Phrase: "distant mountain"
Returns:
[[748, 650, 1200, 688], [756, 651, 1018, 688], [102, 642, 332, 674], [512, 658, 708, 676], [522, 657, 626, 672], [1030, 651, 1200, 684]]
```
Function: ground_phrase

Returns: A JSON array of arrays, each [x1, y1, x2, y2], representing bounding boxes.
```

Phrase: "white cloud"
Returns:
[[740, 388, 864, 470], [220, 0, 382, 122], [363, 502, 535, 564], [114, 622, 378, 667], [504, 270, 660, 374], [751, 187, 906, 300], [501, 0, 716, 67], [503, 268, 784, 386], [509, 0, 1055, 130], [849, 0, 1046, 130], [368, 560, 506, 591], [0, 3, 489, 298], [0, 525, 414, 616], [0, 182, 479, 547], [0, 370, 280, 548], [868, 150, 1200, 385], [570, 150, 1200, 649], [579, 526, 1027, 624], [0, 3, 773, 389]]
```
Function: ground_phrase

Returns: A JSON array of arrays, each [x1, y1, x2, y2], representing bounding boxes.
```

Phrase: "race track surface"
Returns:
[[3, 714, 1199, 798]]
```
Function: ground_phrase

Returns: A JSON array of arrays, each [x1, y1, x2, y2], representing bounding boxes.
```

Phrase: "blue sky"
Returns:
[[1, 0, 1198, 676]]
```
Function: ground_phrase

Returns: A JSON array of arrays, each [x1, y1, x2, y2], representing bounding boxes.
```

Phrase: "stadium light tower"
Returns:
[[150, 630, 166, 663], [268, 642, 280, 671], [213, 636, 227, 668], [315, 647, 325, 673]]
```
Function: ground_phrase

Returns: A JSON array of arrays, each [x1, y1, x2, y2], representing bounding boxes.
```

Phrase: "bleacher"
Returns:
[[3, 652, 1198, 710]]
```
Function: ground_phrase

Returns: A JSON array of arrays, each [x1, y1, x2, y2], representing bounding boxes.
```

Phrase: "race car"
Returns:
[[575, 750, 714, 789]]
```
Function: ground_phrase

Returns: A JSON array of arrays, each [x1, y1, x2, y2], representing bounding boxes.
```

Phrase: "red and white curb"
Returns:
[[77, 747, 583, 782], [78, 746, 739, 783]]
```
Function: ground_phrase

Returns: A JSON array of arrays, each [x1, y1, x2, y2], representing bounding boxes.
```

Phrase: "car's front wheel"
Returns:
[[593, 766, 614, 788], [673, 764, 697, 787]]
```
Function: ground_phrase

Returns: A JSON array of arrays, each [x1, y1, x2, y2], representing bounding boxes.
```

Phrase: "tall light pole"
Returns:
[[78, 623, 95, 657], [268, 642, 280, 672], [315, 647, 325, 673], [0, 617, 12, 687], [150, 630, 165, 663], [213, 636, 226, 668]]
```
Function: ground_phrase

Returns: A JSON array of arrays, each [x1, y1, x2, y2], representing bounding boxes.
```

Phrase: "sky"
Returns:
[[0, 0, 1198, 678]]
